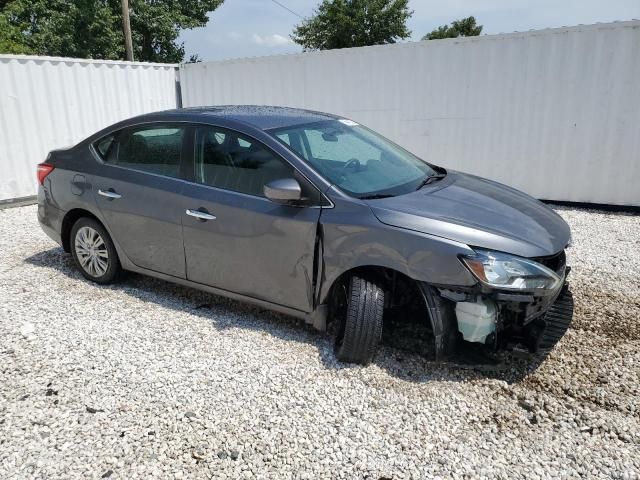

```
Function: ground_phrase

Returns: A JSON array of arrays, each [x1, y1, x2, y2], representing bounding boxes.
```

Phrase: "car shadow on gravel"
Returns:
[[25, 247, 547, 385]]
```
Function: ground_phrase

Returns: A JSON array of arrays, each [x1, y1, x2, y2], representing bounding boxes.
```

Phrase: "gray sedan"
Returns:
[[37, 106, 572, 364]]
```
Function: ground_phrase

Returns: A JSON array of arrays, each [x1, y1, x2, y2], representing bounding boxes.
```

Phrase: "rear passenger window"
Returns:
[[97, 125, 185, 178]]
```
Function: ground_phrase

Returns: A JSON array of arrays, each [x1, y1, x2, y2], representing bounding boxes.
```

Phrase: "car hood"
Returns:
[[366, 171, 570, 258]]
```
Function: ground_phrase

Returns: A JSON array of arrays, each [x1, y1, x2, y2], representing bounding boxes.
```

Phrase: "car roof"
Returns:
[[146, 105, 341, 130]]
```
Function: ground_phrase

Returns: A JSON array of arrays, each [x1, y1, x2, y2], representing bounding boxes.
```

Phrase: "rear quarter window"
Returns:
[[94, 134, 116, 161]]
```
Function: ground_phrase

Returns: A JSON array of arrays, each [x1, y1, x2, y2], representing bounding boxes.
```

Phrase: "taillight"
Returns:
[[37, 163, 55, 185]]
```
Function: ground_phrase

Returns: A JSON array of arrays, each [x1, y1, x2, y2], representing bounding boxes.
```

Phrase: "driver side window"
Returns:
[[193, 126, 294, 198], [193, 126, 327, 206]]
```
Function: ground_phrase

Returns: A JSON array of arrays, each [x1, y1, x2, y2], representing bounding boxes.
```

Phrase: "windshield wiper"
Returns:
[[416, 172, 446, 190], [359, 193, 395, 200]]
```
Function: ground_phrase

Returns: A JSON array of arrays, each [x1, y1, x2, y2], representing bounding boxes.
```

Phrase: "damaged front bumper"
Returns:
[[420, 252, 574, 359]]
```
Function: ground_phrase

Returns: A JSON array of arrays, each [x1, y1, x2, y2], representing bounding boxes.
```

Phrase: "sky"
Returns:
[[179, 0, 640, 62]]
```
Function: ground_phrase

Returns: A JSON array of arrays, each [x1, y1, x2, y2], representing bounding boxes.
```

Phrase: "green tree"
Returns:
[[0, 0, 131, 59], [292, 0, 412, 51], [0, 0, 223, 62], [422, 16, 482, 40], [0, 7, 34, 54], [114, 0, 223, 63]]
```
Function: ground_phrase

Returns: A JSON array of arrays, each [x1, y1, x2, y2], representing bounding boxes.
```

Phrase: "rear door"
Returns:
[[92, 124, 188, 278], [181, 125, 325, 312]]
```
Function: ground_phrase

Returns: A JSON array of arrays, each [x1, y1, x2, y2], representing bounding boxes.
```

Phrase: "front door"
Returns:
[[93, 124, 187, 278], [181, 125, 323, 312]]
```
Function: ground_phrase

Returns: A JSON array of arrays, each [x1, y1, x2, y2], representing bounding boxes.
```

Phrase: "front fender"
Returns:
[[318, 198, 478, 304]]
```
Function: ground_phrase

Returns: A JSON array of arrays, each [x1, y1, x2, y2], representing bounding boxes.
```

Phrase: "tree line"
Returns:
[[0, 0, 482, 62], [0, 0, 223, 62], [292, 0, 482, 50]]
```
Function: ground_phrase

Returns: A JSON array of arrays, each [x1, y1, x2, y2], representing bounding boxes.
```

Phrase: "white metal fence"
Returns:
[[181, 21, 640, 206], [0, 55, 178, 201], [1, 22, 638, 205]]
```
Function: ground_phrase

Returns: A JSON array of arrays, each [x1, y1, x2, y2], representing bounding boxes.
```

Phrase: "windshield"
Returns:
[[269, 119, 438, 198]]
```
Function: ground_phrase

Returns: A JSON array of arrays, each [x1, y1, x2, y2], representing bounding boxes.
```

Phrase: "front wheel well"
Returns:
[[61, 209, 101, 252], [326, 267, 458, 360], [326, 266, 429, 325]]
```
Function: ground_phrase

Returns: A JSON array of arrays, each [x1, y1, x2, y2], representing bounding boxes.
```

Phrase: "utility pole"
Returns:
[[121, 0, 134, 61]]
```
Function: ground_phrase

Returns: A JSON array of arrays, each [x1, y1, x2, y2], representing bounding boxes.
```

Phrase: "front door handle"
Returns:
[[98, 189, 122, 199], [186, 209, 216, 221]]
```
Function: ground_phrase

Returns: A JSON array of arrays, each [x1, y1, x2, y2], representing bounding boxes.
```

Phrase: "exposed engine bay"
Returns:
[[381, 250, 573, 360]]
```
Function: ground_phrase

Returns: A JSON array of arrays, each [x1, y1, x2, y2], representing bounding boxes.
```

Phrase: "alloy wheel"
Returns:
[[74, 226, 109, 277]]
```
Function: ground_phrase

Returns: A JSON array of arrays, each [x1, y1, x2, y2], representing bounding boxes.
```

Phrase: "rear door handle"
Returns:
[[98, 189, 122, 199], [186, 209, 216, 221]]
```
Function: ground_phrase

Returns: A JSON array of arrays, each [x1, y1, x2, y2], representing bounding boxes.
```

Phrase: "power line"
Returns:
[[270, 0, 303, 19]]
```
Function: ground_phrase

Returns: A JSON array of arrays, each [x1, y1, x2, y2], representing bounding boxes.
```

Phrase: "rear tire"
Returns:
[[70, 217, 122, 284], [333, 275, 385, 365]]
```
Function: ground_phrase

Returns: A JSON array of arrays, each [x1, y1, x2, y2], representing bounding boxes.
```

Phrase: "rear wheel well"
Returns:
[[61, 209, 101, 253]]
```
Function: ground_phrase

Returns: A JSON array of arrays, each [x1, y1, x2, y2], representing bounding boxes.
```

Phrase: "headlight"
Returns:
[[461, 249, 562, 291]]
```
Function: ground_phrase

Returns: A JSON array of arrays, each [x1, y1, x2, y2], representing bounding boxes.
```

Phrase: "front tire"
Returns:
[[333, 275, 385, 365], [70, 217, 121, 284]]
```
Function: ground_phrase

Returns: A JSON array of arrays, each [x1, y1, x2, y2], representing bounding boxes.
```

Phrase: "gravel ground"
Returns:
[[0, 204, 638, 479]]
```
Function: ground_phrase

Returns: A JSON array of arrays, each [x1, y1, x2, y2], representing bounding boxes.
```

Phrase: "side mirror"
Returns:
[[264, 178, 302, 204]]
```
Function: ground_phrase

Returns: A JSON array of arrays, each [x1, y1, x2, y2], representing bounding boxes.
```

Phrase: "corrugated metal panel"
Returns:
[[181, 21, 640, 206], [0, 55, 178, 201]]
